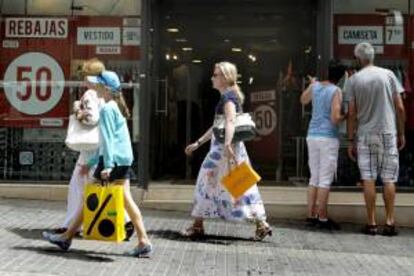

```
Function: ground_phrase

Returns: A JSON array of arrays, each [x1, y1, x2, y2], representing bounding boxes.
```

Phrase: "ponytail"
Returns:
[[113, 92, 131, 119], [232, 83, 245, 105]]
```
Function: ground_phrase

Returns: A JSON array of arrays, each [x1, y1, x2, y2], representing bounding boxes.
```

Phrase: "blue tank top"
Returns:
[[307, 82, 339, 138]]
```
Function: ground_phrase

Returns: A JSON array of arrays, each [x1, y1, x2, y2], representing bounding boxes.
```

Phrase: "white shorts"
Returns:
[[306, 137, 339, 189]]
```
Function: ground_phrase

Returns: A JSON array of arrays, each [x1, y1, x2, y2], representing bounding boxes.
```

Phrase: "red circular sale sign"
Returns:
[[3, 52, 65, 115]]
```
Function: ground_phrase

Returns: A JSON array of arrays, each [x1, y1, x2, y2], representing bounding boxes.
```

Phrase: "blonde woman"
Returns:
[[48, 59, 134, 240], [43, 70, 152, 257], [50, 58, 105, 234], [184, 61, 272, 241]]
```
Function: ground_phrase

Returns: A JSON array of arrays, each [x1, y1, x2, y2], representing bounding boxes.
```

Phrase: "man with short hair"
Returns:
[[347, 42, 406, 236]]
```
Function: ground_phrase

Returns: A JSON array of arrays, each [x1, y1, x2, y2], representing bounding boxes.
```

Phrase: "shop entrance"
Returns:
[[150, 0, 318, 182]]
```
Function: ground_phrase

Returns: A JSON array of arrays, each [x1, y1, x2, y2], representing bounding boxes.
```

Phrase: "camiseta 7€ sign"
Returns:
[[3, 52, 65, 115]]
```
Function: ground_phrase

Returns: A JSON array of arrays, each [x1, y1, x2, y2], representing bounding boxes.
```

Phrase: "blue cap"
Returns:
[[87, 70, 121, 93]]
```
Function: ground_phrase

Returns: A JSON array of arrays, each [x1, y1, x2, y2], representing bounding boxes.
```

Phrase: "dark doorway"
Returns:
[[150, 0, 318, 181]]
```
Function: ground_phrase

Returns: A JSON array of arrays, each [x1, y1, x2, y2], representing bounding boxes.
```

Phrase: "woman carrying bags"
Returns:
[[43, 70, 153, 257], [47, 58, 134, 241], [183, 61, 272, 241]]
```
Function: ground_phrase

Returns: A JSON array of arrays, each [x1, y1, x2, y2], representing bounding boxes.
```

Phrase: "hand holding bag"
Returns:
[[83, 181, 126, 242], [213, 112, 256, 143], [221, 161, 261, 199], [65, 114, 100, 152]]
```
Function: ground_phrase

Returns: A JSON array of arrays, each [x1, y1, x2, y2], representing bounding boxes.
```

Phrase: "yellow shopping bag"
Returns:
[[221, 161, 261, 199], [83, 181, 126, 242]]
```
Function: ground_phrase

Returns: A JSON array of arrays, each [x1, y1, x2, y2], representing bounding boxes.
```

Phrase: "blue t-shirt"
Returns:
[[307, 82, 339, 139], [215, 90, 241, 114]]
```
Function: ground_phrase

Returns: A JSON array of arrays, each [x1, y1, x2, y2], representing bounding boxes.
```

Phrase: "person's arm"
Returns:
[[300, 76, 316, 105], [347, 98, 357, 161], [223, 101, 237, 145], [390, 71, 406, 150], [331, 89, 345, 124], [184, 126, 213, 156], [300, 84, 313, 105], [99, 106, 116, 170], [195, 127, 213, 147], [394, 92, 406, 150]]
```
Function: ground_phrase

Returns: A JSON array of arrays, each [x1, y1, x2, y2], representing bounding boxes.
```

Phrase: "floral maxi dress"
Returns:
[[191, 91, 267, 222]]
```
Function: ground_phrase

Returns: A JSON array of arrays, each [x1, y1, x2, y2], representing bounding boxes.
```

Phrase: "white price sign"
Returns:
[[385, 26, 404, 45], [3, 52, 65, 115], [253, 105, 277, 136]]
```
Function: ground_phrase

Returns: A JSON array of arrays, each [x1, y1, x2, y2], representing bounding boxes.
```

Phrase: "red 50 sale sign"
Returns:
[[4, 52, 64, 115], [1, 52, 67, 127]]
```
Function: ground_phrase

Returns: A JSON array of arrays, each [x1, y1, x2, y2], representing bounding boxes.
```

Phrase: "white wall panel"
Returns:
[[334, 0, 409, 14]]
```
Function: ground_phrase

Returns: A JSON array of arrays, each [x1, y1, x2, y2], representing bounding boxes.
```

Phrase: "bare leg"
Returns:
[[382, 181, 396, 225], [316, 187, 330, 220], [60, 204, 84, 240], [193, 218, 203, 227], [362, 180, 376, 225], [123, 179, 150, 246], [307, 186, 318, 218]]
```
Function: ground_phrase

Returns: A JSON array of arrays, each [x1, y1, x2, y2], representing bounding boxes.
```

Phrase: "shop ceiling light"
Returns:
[[232, 48, 242, 52], [192, 59, 202, 63], [182, 47, 193, 51], [167, 28, 179, 33], [176, 38, 187, 42]]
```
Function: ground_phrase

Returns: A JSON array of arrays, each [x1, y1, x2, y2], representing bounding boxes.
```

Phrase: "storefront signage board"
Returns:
[[123, 27, 140, 46], [338, 26, 383, 45], [248, 90, 278, 163], [385, 26, 404, 45], [5, 17, 68, 38], [77, 27, 121, 45]]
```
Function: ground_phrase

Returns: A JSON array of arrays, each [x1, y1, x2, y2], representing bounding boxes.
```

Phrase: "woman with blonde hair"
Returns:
[[47, 58, 134, 240], [43, 70, 151, 257], [183, 61, 272, 241], [47, 58, 105, 234]]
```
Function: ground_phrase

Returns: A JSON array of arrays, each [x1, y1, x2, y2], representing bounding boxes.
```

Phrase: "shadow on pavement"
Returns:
[[147, 229, 263, 245], [7, 228, 83, 241], [12, 246, 115, 263], [7, 228, 55, 240]]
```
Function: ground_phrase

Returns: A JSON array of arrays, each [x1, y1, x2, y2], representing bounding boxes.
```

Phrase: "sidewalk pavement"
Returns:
[[0, 198, 414, 276]]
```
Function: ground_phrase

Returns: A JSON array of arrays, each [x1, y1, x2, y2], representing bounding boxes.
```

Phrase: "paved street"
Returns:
[[0, 198, 414, 276]]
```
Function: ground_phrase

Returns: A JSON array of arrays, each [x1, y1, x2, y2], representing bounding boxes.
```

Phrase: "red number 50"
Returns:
[[17, 66, 52, 101]]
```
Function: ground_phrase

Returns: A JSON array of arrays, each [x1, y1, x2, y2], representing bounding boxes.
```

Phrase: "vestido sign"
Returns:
[[77, 27, 121, 45]]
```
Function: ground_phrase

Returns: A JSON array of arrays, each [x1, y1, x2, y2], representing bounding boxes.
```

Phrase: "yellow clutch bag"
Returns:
[[83, 181, 126, 242], [221, 161, 261, 199]]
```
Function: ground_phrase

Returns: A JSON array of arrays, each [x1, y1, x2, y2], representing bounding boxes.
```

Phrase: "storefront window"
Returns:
[[149, 0, 318, 184], [0, 0, 141, 182], [333, 0, 414, 187]]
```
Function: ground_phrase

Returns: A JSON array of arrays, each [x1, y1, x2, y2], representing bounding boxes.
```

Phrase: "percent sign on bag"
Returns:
[[83, 183, 126, 242]]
